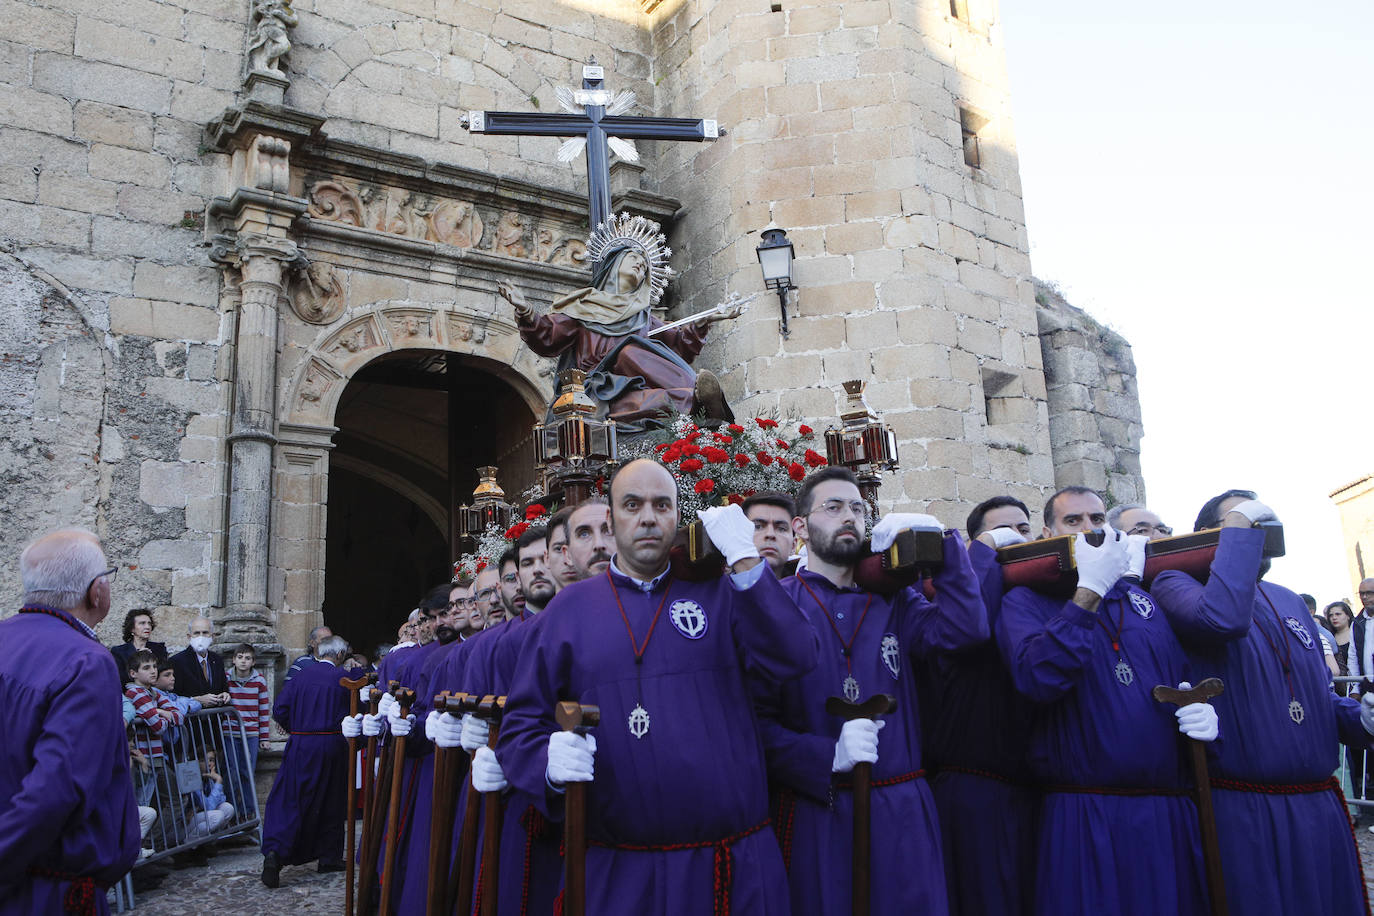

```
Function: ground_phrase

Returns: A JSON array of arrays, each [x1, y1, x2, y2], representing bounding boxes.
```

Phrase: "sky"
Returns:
[[999, 0, 1373, 604]]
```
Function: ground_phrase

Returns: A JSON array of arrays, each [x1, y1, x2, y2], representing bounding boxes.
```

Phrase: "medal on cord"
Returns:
[[1096, 598, 1135, 686], [607, 569, 674, 739], [1257, 587, 1305, 725], [799, 577, 874, 702]]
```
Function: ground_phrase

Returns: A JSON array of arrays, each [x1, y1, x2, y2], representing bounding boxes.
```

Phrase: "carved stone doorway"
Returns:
[[320, 348, 537, 653]]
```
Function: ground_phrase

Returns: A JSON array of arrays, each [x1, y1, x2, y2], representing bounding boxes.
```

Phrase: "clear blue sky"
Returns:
[[1000, 0, 1374, 604]]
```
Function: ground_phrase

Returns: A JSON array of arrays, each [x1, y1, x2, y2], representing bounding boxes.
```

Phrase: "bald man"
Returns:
[[170, 616, 230, 708], [1, 528, 140, 913]]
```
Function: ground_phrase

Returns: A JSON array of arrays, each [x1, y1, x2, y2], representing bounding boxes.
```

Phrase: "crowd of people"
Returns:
[[4, 463, 1372, 915]]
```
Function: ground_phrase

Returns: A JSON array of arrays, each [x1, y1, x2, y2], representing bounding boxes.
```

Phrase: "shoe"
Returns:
[[317, 860, 345, 873], [261, 852, 281, 888]]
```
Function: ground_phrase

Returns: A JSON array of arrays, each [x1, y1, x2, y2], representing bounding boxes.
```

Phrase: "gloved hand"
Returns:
[[359, 685, 373, 705], [1125, 534, 1149, 580], [978, 527, 1027, 549], [461, 713, 490, 752], [1074, 527, 1129, 598], [340, 714, 363, 739], [1175, 683, 1219, 742], [1224, 499, 1278, 526], [432, 712, 464, 749], [832, 718, 886, 773], [1360, 694, 1374, 737], [871, 513, 942, 552], [388, 712, 415, 738], [377, 691, 398, 721], [471, 746, 509, 793], [425, 709, 441, 741], [546, 731, 597, 787], [697, 504, 760, 567], [362, 712, 385, 737]]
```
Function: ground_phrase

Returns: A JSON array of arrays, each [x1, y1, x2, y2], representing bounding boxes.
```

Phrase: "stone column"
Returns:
[[221, 233, 298, 645]]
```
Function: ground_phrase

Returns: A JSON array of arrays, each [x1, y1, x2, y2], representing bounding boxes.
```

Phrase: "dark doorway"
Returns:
[[321, 350, 537, 656]]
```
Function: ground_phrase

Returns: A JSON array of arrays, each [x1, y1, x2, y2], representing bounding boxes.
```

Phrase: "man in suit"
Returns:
[[170, 616, 230, 708], [1353, 580, 1374, 684]]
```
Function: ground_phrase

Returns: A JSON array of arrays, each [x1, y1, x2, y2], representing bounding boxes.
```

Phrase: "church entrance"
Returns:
[[321, 348, 538, 655]]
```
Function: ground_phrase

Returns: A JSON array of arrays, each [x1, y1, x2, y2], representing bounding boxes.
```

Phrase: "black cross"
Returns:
[[461, 62, 721, 242]]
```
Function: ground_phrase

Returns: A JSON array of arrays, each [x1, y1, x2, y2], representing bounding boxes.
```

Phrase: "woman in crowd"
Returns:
[[1328, 601, 1356, 690], [111, 608, 168, 675]]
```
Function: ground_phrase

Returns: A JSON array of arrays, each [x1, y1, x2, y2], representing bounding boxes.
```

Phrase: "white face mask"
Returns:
[[189, 636, 213, 654]]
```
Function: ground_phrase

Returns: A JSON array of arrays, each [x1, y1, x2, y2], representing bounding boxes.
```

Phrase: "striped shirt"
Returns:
[[227, 671, 271, 739], [125, 682, 182, 758]]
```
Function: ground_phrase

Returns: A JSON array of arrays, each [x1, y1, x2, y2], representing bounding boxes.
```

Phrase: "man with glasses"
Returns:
[[472, 564, 506, 627], [1107, 503, 1174, 541], [2, 528, 139, 912], [750, 466, 988, 916]]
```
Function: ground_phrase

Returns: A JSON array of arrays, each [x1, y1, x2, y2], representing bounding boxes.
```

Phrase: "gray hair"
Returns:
[[317, 634, 349, 659], [307, 625, 331, 647], [19, 527, 107, 611], [1106, 503, 1145, 528]]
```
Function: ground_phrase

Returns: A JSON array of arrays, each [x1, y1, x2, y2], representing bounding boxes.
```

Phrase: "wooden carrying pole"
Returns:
[[1153, 678, 1229, 916], [450, 693, 485, 916], [475, 695, 508, 916], [357, 680, 394, 912], [554, 701, 600, 916], [825, 694, 897, 916], [378, 686, 416, 916], [339, 672, 375, 916], [426, 692, 465, 916]]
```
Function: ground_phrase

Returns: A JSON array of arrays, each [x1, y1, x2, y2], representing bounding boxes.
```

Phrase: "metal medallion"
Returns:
[[628, 703, 651, 739], [1288, 699, 1305, 725], [843, 674, 861, 702], [1114, 660, 1135, 686]]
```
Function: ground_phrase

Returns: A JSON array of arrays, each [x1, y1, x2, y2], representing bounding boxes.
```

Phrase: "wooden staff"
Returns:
[[825, 694, 897, 916], [475, 695, 508, 916], [555, 701, 600, 916], [450, 693, 485, 916], [339, 672, 375, 916], [426, 691, 464, 916], [358, 680, 397, 912], [379, 686, 416, 916], [1153, 678, 1228, 916]]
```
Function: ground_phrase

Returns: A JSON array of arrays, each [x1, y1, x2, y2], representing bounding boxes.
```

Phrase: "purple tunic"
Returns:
[[1151, 526, 1369, 916], [0, 607, 140, 915], [997, 579, 1207, 916], [921, 541, 1038, 916], [754, 532, 986, 916], [498, 564, 819, 916], [261, 660, 350, 865]]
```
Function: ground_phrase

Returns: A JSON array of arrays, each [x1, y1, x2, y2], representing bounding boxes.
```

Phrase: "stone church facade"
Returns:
[[0, 0, 1143, 670]]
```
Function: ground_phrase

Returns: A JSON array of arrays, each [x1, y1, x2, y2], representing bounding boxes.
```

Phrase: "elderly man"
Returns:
[[1152, 489, 1374, 915], [496, 459, 818, 914], [170, 616, 230, 708], [1106, 503, 1174, 541], [262, 635, 353, 887], [0, 528, 139, 913], [284, 625, 333, 683], [742, 491, 796, 574]]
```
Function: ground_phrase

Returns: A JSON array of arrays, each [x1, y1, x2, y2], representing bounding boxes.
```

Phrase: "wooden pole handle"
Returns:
[[556, 701, 599, 916], [1151, 677, 1224, 707], [824, 694, 894, 916]]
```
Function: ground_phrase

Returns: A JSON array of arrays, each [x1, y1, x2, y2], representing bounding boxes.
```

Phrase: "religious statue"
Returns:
[[246, 0, 297, 75], [499, 213, 743, 434]]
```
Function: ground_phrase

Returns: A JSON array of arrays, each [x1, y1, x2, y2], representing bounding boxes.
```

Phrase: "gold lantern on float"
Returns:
[[534, 369, 617, 506], [824, 379, 899, 512], [457, 466, 515, 545]]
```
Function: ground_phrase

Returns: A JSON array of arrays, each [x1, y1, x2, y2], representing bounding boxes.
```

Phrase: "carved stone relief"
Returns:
[[445, 312, 487, 346], [288, 260, 345, 324], [248, 135, 291, 193], [382, 308, 435, 343], [323, 315, 383, 359], [297, 358, 341, 408], [427, 199, 483, 249], [306, 181, 364, 226]]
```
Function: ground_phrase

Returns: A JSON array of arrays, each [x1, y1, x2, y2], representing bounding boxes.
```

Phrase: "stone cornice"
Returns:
[[205, 101, 326, 152]]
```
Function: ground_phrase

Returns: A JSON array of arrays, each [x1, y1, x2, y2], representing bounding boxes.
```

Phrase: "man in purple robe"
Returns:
[[496, 459, 819, 915], [1151, 489, 1374, 915], [260, 635, 353, 887], [997, 486, 1220, 916], [0, 528, 139, 914], [920, 495, 1038, 916], [751, 467, 988, 916]]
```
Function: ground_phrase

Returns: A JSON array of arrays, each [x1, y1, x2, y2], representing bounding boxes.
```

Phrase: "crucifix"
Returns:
[[461, 61, 722, 241]]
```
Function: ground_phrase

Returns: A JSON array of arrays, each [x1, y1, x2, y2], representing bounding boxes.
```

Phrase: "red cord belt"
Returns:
[[27, 867, 104, 916], [591, 819, 770, 916]]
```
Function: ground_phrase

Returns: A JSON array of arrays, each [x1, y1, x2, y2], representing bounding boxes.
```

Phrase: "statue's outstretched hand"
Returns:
[[703, 291, 749, 325], [498, 281, 532, 319]]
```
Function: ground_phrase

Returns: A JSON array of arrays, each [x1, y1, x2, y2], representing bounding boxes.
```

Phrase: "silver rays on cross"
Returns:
[[554, 85, 640, 163]]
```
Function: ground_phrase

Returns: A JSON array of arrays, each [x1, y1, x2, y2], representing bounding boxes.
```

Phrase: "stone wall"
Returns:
[[1034, 278, 1145, 509], [1331, 475, 1373, 597]]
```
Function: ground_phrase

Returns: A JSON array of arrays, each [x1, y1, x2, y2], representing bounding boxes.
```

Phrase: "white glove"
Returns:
[[1360, 694, 1374, 737], [546, 731, 597, 787], [832, 718, 885, 773], [696, 504, 760, 567], [1225, 499, 1278, 526], [1175, 683, 1219, 742], [359, 685, 373, 705], [378, 692, 398, 720], [471, 746, 508, 793], [362, 712, 385, 737], [1074, 527, 1128, 598], [341, 714, 363, 739], [979, 527, 1027, 549], [871, 513, 942, 551], [795, 544, 809, 571], [460, 713, 490, 752], [388, 712, 415, 738], [425, 709, 441, 741], [1125, 534, 1149, 580], [432, 712, 464, 749]]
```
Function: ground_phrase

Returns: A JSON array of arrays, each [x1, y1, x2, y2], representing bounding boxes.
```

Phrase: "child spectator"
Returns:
[[152, 659, 201, 751], [225, 643, 271, 820], [186, 749, 237, 838], [125, 649, 184, 848]]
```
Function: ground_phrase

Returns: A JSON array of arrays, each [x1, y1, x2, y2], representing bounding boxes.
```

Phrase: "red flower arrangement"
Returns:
[[694, 479, 716, 494]]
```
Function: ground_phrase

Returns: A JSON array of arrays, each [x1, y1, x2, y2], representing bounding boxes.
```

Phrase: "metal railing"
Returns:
[[1332, 676, 1370, 811]]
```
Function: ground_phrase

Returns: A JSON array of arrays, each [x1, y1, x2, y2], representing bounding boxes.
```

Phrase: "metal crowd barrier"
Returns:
[[1332, 676, 1371, 812], [127, 705, 263, 866]]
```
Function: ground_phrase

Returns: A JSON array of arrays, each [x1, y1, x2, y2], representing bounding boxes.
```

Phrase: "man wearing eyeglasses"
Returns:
[[1107, 503, 1174, 541], [2, 528, 140, 912], [750, 466, 988, 916]]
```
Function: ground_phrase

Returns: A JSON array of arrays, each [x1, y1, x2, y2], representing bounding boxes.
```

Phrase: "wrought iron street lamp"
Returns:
[[755, 226, 795, 338]]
